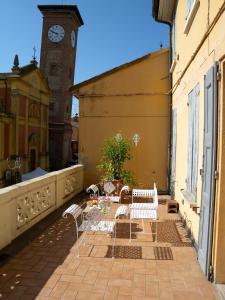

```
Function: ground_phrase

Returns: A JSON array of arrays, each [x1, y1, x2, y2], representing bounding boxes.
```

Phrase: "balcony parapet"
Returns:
[[0, 164, 84, 250]]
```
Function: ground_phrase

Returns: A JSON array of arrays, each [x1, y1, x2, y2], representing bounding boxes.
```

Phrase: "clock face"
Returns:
[[71, 30, 76, 48], [48, 25, 65, 43]]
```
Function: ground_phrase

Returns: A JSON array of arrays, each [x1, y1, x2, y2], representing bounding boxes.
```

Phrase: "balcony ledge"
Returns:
[[180, 189, 200, 215]]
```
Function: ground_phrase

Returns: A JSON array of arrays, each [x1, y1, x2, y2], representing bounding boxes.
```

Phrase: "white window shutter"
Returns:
[[187, 90, 193, 192], [192, 84, 199, 194], [187, 84, 199, 197]]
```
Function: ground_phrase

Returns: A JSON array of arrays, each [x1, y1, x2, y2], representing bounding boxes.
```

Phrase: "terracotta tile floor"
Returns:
[[0, 194, 218, 299]]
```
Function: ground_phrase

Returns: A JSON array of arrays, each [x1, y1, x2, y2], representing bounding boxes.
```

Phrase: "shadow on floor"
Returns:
[[0, 192, 86, 299]]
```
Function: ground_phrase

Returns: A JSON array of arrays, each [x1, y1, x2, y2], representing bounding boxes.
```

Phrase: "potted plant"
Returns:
[[97, 133, 136, 186]]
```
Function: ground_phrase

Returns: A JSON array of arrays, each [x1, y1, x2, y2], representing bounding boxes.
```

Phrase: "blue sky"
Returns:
[[0, 0, 169, 115]]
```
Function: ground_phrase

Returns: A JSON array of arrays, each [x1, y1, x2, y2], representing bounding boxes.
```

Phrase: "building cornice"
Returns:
[[152, 0, 176, 24]]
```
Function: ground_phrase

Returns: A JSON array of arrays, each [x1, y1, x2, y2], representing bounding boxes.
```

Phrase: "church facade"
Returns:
[[0, 58, 50, 187]]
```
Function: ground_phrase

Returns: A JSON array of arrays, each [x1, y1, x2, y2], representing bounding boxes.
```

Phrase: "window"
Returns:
[[0, 97, 5, 112], [69, 67, 72, 80], [49, 102, 55, 111], [184, 0, 200, 34], [49, 63, 58, 76], [187, 0, 194, 17], [186, 84, 199, 199], [172, 18, 176, 62], [29, 149, 36, 171], [170, 11, 177, 73]]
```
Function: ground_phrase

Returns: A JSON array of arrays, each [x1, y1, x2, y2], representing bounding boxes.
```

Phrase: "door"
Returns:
[[30, 149, 36, 171], [170, 109, 177, 198], [198, 65, 217, 277]]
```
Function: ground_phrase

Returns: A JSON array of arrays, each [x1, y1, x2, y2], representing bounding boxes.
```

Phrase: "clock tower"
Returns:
[[38, 5, 83, 170]]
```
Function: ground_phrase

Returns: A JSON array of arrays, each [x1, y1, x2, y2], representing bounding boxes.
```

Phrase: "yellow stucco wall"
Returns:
[[73, 49, 170, 191], [172, 0, 225, 282]]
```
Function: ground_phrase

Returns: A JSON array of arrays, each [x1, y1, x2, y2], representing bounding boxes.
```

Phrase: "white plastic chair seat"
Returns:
[[129, 203, 157, 210], [130, 209, 157, 220]]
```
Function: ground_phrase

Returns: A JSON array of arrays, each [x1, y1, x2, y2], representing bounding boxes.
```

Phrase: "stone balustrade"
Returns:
[[0, 164, 84, 250]]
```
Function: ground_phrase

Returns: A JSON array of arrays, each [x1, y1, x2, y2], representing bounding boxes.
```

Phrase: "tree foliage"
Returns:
[[97, 133, 135, 186]]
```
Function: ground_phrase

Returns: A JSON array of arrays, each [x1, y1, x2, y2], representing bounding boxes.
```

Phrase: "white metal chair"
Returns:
[[86, 184, 99, 197], [62, 204, 116, 257], [129, 183, 158, 241], [130, 182, 158, 210], [108, 185, 130, 203], [115, 205, 128, 219], [86, 183, 129, 203]]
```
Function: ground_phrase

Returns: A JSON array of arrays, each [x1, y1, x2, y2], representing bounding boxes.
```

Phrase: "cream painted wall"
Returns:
[[75, 49, 170, 191], [172, 0, 225, 282]]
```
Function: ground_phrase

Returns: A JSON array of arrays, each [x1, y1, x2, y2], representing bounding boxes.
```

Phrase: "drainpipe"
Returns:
[[168, 32, 173, 195], [153, 14, 172, 195]]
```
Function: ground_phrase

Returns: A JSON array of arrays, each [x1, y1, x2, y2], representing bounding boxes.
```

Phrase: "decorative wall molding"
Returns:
[[64, 174, 78, 197], [17, 185, 53, 228]]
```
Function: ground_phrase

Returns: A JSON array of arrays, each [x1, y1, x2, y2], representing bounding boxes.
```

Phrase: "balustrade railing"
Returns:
[[0, 164, 83, 249]]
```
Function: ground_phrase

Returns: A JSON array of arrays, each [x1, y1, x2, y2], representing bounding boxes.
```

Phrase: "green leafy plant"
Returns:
[[97, 133, 136, 186]]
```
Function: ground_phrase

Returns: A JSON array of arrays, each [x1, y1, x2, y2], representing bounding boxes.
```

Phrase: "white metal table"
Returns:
[[62, 203, 116, 257]]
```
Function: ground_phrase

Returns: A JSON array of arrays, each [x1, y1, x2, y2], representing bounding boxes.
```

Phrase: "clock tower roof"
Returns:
[[38, 4, 84, 26]]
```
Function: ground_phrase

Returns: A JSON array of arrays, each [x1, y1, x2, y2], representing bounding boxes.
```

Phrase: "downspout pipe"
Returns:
[[152, 1, 173, 195]]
